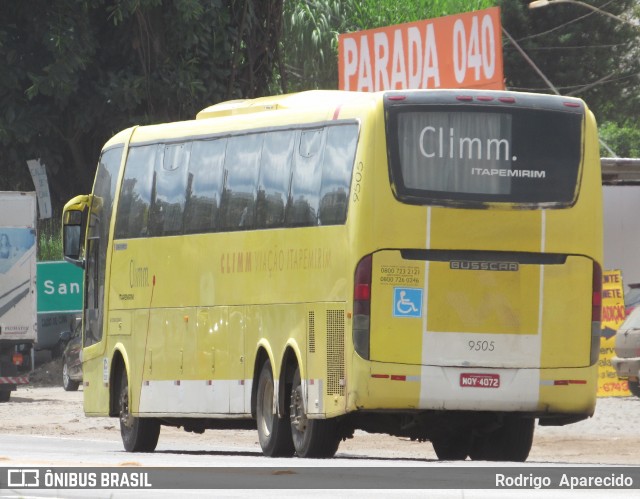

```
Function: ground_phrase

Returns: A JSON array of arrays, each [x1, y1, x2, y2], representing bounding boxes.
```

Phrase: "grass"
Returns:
[[38, 217, 62, 262]]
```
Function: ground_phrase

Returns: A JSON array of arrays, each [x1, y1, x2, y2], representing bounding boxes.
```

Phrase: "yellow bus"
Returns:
[[62, 89, 602, 461]]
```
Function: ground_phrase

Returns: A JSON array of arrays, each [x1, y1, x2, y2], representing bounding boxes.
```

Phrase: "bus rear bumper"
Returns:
[[350, 359, 597, 418]]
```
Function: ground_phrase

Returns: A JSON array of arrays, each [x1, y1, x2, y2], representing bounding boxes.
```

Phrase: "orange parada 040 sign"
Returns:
[[338, 7, 504, 92]]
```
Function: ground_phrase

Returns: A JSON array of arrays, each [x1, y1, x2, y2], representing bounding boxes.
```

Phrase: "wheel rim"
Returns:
[[259, 377, 274, 438], [62, 362, 69, 387], [119, 384, 134, 429], [290, 384, 307, 434]]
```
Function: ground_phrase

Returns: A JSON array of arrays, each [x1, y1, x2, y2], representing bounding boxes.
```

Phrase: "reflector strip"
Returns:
[[371, 374, 420, 382], [0, 376, 28, 385], [555, 379, 587, 385], [540, 379, 587, 386]]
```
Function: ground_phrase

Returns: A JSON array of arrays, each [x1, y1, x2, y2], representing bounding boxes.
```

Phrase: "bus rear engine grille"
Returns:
[[327, 309, 345, 396]]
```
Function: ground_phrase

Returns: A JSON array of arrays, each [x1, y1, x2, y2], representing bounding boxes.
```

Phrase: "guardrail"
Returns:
[[601, 158, 640, 185]]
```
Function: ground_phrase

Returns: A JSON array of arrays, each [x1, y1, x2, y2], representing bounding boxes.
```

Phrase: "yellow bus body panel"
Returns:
[[77, 90, 601, 424]]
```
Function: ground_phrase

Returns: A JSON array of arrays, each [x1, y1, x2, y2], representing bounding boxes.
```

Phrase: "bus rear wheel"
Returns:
[[431, 432, 472, 461], [290, 366, 340, 458], [118, 370, 160, 452], [256, 359, 294, 457], [469, 415, 534, 462]]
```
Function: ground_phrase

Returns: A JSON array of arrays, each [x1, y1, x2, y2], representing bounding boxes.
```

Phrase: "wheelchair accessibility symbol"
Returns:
[[393, 287, 423, 318]]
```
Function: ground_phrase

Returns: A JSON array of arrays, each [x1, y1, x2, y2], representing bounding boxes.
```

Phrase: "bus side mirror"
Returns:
[[62, 195, 91, 268]]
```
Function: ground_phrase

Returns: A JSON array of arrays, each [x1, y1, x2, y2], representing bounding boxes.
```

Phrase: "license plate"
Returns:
[[460, 373, 500, 388]]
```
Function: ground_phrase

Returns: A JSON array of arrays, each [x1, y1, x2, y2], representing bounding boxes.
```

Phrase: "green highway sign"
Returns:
[[37, 261, 83, 313]]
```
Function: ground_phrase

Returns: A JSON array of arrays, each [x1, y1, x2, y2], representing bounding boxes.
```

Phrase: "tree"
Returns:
[[499, 0, 640, 126], [599, 121, 640, 158], [0, 0, 283, 211], [282, 0, 640, 156], [281, 0, 494, 92]]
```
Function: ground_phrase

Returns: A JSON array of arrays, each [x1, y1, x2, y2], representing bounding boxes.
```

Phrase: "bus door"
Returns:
[[83, 146, 122, 413]]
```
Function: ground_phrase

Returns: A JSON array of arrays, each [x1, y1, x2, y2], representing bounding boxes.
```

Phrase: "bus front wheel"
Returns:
[[256, 359, 294, 457], [290, 366, 340, 458], [118, 370, 160, 452]]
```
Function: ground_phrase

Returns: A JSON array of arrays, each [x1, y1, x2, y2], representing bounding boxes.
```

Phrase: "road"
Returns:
[[1, 386, 640, 497], [0, 433, 638, 499]]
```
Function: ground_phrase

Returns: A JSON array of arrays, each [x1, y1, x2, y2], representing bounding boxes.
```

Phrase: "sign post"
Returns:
[[26, 159, 52, 220]]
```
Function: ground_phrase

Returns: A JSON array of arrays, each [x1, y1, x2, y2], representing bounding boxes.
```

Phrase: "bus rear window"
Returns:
[[386, 107, 583, 207]]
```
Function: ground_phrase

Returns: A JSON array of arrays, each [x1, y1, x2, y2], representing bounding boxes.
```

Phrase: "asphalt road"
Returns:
[[0, 433, 638, 499], [1, 386, 640, 497]]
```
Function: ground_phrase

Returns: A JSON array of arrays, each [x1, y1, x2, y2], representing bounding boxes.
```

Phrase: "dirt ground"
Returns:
[[3, 358, 640, 464]]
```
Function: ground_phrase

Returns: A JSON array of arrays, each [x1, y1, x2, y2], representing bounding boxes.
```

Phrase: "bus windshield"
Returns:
[[386, 106, 583, 207]]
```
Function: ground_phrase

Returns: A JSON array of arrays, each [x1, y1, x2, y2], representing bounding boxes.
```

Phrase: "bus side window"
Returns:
[[319, 124, 358, 225], [219, 134, 262, 231], [286, 128, 325, 227], [184, 139, 227, 234], [149, 142, 191, 237], [115, 144, 156, 239], [256, 131, 294, 229]]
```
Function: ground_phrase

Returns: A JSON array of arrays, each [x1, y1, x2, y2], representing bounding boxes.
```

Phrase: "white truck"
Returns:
[[0, 192, 37, 402]]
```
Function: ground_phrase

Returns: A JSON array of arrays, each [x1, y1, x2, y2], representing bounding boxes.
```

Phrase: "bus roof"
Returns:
[[195, 90, 369, 120], [101, 89, 588, 153]]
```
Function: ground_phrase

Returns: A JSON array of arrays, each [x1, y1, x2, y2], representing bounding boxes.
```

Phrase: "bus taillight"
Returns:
[[592, 261, 602, 323], [353, 254, 372, 360], [12, 352, 23, 366], [591, 261, 603, 365]]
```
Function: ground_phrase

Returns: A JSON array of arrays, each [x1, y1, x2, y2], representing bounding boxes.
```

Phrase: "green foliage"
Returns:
[[2, 0, 640, 212], [282, 0, 494, 91], [37, 218, 63, 262], [599, 122, 640, 158], [0, 0, 283, 212], [499, 0, 640, 126]]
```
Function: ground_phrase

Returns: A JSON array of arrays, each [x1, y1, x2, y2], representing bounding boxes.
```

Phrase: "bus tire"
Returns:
[[290, 366, 340, 458], [469, 415, 534, 462], [256, 359, 294, 457], [62, 357, 80, 392], [431, 432, 471, 461], [118, 369, 160, 452]]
